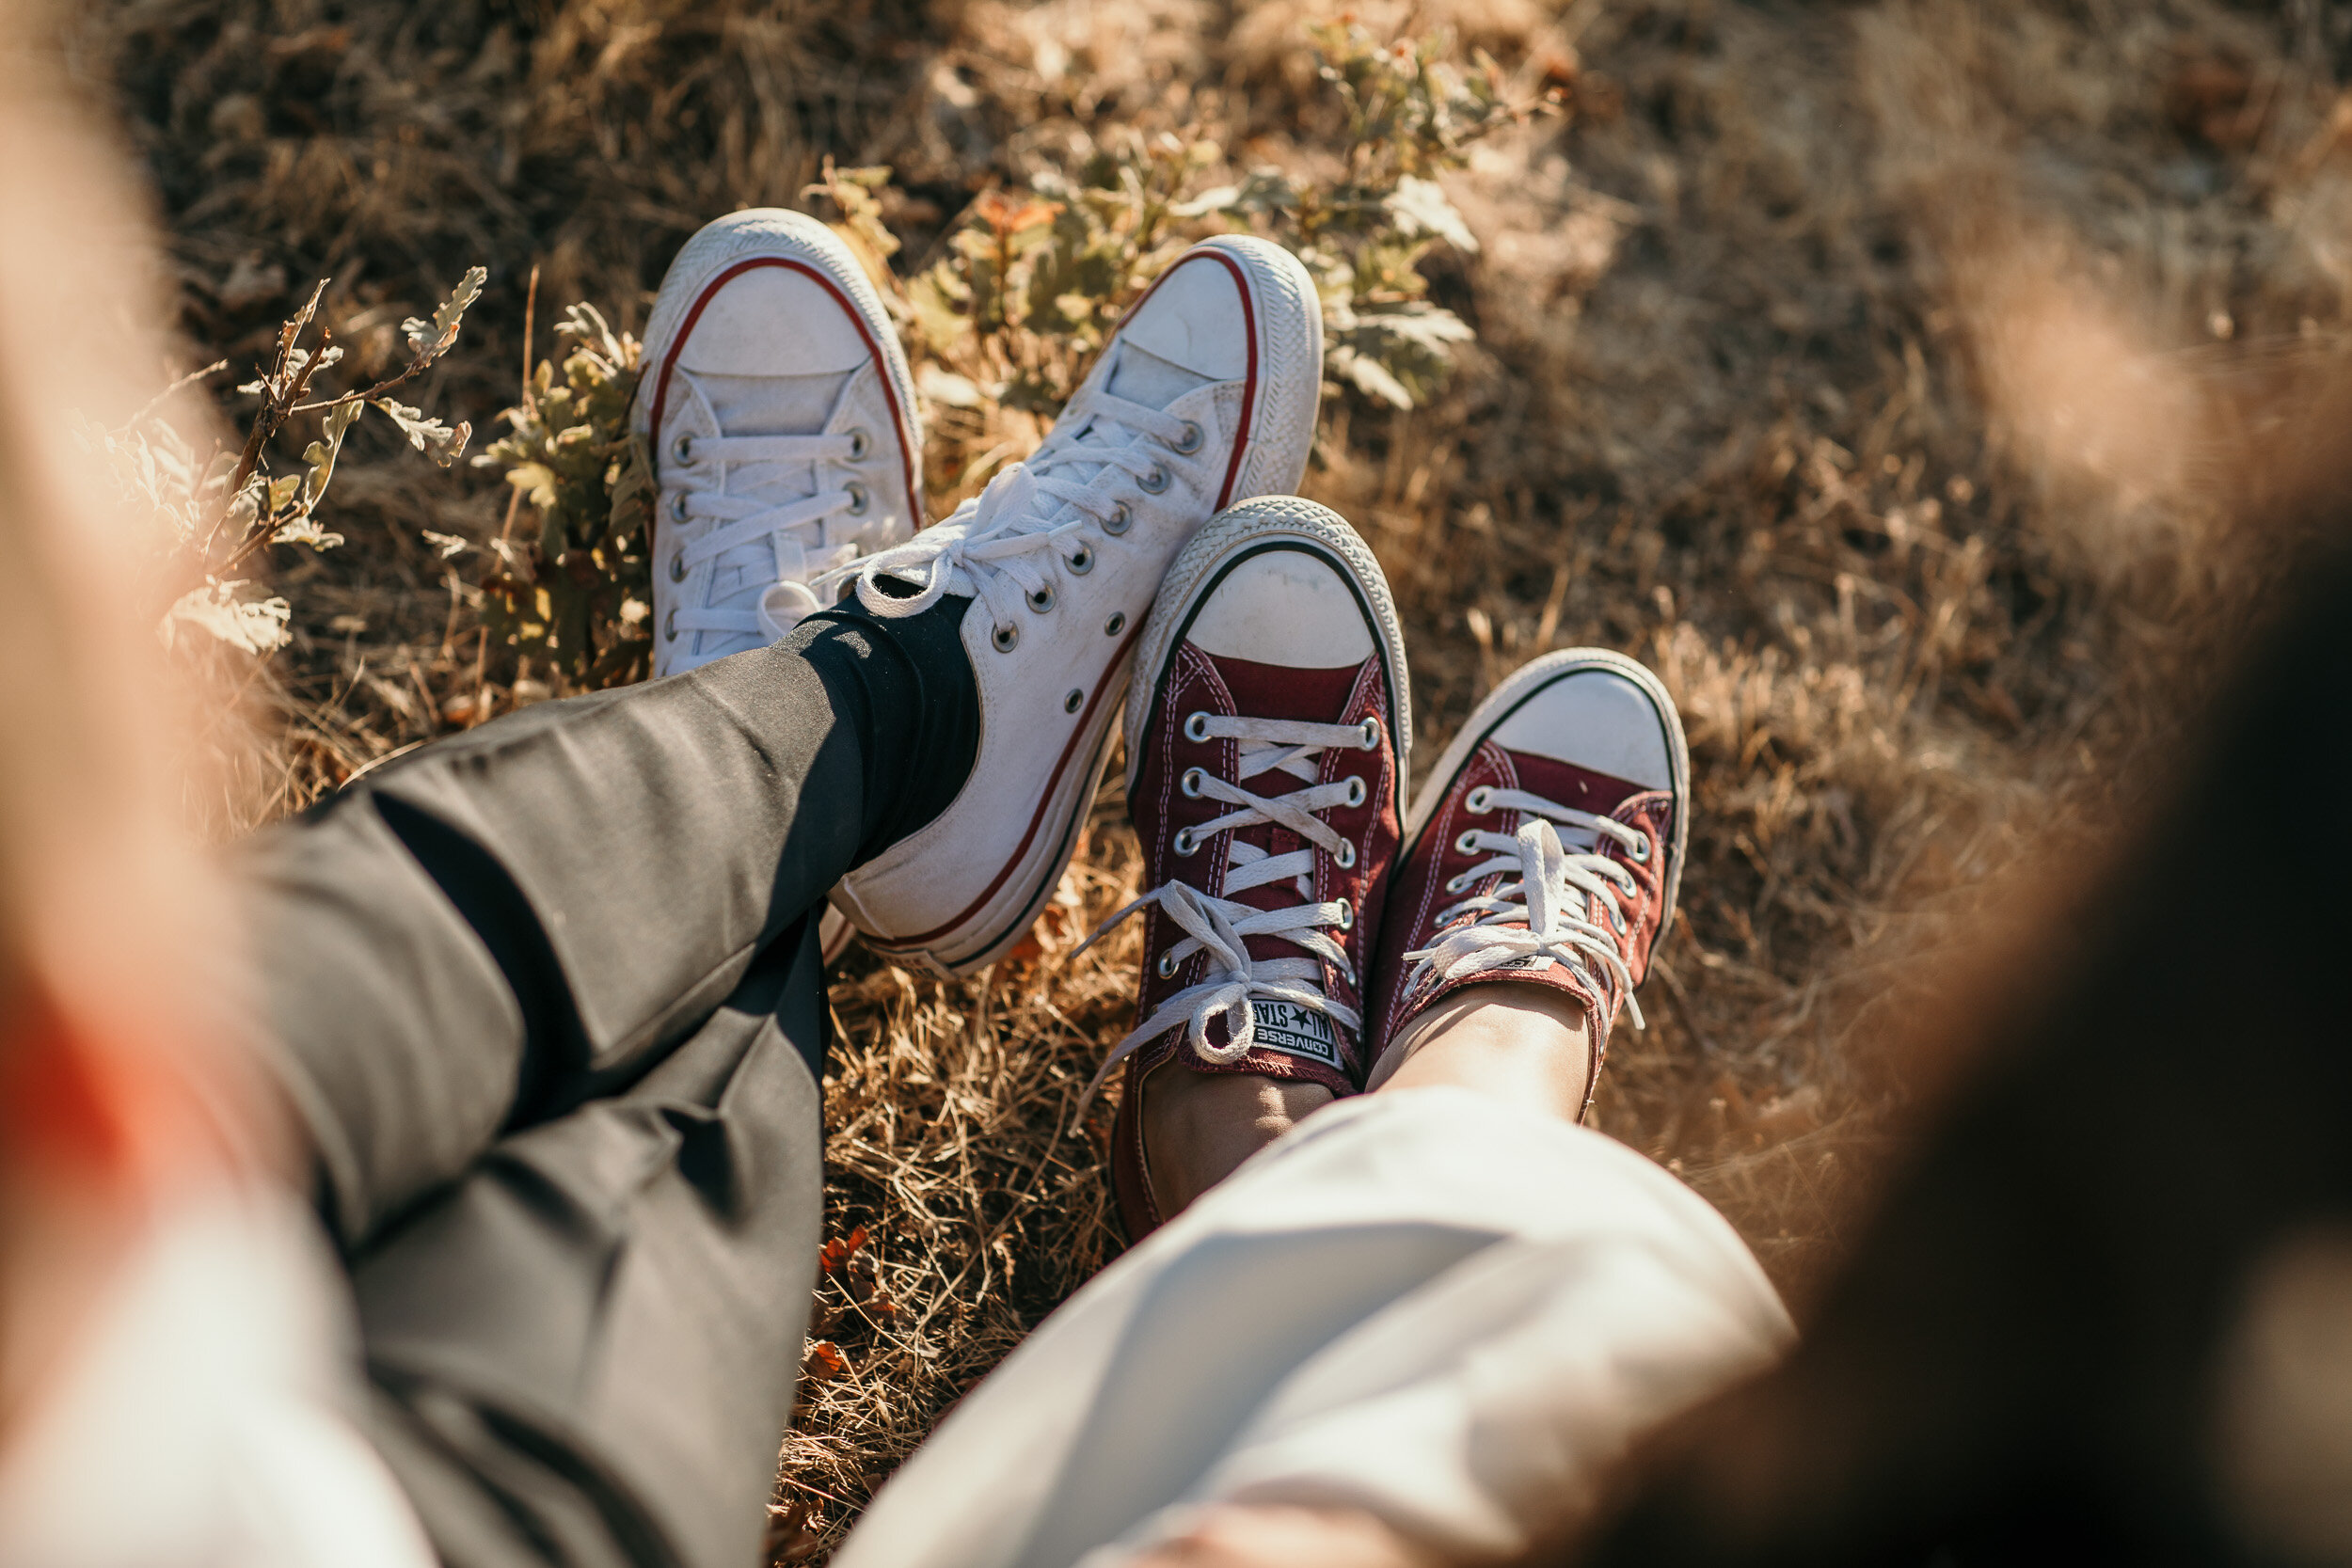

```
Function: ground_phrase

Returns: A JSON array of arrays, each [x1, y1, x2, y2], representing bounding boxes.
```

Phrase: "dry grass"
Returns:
[[51, 0, 2352, 1558]]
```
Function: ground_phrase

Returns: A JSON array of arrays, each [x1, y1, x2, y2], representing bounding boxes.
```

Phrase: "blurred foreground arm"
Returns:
[[0, 10, 430, 1564]]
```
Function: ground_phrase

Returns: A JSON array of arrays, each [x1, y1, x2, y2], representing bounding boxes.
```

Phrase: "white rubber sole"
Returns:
[[1403, 648, 1692, 937], [1177, 235, 1323, 508]]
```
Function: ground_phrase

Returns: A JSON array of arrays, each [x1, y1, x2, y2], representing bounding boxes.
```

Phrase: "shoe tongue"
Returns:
[[975, 463, 1050, 534], [1202, 654, 1365, 723], [680, 372, 850, 661], [1503, 752, 1645, 851], [1199, 653, 1370, 949], [693, 369, 851, 433], [987, 349, 1202, 539], [687, 370, 834, 524], [1103, 341, 1210, 409]]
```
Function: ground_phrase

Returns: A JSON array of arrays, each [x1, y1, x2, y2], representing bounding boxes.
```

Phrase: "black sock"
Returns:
[[793, 592, 980, 865]]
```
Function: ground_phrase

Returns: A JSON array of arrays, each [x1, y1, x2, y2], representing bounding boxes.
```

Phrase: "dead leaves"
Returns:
[[803, 1340, 850, 1383], [816, 1223, 901, 1327], [818, 1225, 869, 1277], [765, 1499, 826, 1564]]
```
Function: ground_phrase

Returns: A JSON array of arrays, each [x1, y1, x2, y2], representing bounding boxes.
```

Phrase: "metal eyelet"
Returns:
[[1104, 610, 1126, 637], [1063, 689, 1084, 714], [1445, 873, 1470, 895], [1156, 950, 1179, 979], [847, 427, 871, 461], [1184, 712, 1213, 743], [1027, 584, 1057, 613], [1343, 776, 1366, 808], [1173, 827, 1199, 857], [1181, 767, 1206, 799], [1356, 716, 1381, 749], [1465, 785, 1495, 814], [670, 490, 690, 522], [1138, 465, 1169, 495], [1455, 830, 1480, 855], [1171, 420, 1204, 454], [1103, 503, 1132, 535], [1335, 841, 1358, 870], [670, 433, 694, 465], [992, 622, 1019, 653], [1629, 836, 1652, 863], [845, 481, 870, 516], [1610, 902, 1629, 934], [1335, 897, 1354, 931], [664, 608, 679, 641], [669, 552, 687, 582], [1067, 545, 1093, 575]]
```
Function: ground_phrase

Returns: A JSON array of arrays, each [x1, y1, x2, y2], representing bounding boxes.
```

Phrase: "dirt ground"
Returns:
[[56, 0, 2352, 1556]]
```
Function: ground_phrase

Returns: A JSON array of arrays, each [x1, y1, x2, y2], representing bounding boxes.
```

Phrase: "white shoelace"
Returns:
[[816, 385, 1198, 638], [1404, 786, 1651, 1030], [664, 374, 869, 646], [1075, 713, 1382, 1107]]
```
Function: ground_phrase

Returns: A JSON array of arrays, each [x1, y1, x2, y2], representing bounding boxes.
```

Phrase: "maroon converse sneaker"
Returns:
[[1083, 498, 1409, 1239], [1362, 649, 1689, 1115]]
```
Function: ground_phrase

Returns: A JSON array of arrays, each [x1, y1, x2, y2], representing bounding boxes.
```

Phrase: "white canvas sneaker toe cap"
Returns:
[[638, 209, 923, 676], [828, 237, 1324, 975]]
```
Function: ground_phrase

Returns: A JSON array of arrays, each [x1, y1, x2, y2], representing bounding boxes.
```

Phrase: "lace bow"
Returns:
[[1075, 713, 1380, 1110], [1403, 793, 1649, 1032]]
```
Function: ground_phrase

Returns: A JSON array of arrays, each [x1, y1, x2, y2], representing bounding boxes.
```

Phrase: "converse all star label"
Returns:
[[1252, 1000, 1343, 1067]]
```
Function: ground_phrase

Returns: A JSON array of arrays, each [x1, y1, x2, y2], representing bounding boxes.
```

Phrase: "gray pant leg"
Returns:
[[350, 919, 828, 1568], [232, 622, 939, 1568], [241, 634, 869, 1248]]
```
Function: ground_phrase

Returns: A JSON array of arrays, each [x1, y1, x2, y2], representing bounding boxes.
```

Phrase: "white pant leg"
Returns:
[[836, 1086, 1793, 1568]]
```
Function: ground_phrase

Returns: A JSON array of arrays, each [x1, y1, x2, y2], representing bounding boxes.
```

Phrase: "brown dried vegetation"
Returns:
[[52, 0, 2352, 1557]]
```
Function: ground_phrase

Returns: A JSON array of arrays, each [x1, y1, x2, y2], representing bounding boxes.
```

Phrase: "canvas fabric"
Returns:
[[837, 1087, 1793, 1568]]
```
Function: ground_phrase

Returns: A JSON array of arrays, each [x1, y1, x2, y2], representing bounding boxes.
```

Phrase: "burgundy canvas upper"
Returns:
[[1367, 736, 1676, 1098], [1125, 647, 1403, 1090], [1111, 640, 1405, 1243]]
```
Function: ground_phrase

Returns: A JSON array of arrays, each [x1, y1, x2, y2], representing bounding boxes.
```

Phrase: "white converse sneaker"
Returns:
[[636, 208, 923, 681], [821, 236, 1323, 975], [638, 209, 924, 965]]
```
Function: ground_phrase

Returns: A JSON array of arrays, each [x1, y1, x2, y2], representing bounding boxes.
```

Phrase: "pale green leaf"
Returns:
[[163, 581, 292, 655], [373, 397, 473, 467], [1385, 175, 1478, 252]]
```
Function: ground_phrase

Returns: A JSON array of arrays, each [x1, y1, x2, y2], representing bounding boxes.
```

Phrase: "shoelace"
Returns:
[[1074, 713, 1381, 1108], [816, 385, 1200, 640], [663, 373, 871, 646], [1404, 786, 1650, 1030]]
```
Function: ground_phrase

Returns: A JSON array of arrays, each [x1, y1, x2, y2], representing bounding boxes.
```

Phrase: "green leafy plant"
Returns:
[[898, 21, 1525, 412], [87, 268, 485, 656], [1225, 21, 1517, 408], [472, 304, 655, 686], [476, 22, 1528, 698]]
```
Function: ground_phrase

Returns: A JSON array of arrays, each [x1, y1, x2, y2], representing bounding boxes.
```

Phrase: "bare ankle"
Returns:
[[1139, 1069, 1335, 1216], [1371, 983, 1594, 1120]]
